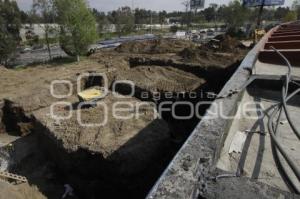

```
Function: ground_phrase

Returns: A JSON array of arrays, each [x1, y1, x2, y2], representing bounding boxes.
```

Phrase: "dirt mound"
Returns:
[[178, 47, 243, 67], [115, 39, 195, 54], [202, 34, 246, 52], [118, 65, 205, 92], [177, 34, 248, 66]]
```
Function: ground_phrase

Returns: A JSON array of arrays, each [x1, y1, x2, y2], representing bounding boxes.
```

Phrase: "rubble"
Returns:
[[115, 38, 196, 54]]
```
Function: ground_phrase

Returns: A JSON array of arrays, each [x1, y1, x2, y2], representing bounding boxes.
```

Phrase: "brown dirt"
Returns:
[[176, 35, 248, 66], [0, 181, 46, 199], [0, 37, 248, 198], [115, 38, 196, 54], [202, 34, 247, 52], [117, 65, 205, 92], [33, 93, 169, 159], [178, 47, 245, 66]]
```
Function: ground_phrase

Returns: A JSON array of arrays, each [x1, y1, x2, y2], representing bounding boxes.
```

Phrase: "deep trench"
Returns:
[[0, 59, 241, 199], [1, 100, 33, 136]]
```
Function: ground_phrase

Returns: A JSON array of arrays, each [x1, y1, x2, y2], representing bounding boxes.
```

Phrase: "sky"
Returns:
[[16, 0, 295, 12]]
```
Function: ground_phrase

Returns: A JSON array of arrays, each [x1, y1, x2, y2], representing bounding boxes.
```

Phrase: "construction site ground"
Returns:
[[0, 37, 248, 198]]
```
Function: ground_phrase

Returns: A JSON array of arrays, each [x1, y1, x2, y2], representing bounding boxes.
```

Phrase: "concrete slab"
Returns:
[[254, 61, 300, 77], [217, 88, 300, 192]]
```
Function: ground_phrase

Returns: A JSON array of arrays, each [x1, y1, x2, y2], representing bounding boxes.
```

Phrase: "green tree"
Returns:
[[292, 0, 300, 19], [274, 7, 290, 21], [222, 0, 249, 34], [54, 0, 97, 61], [203, 6, 216, 22], [111, 7, 134, 37], [134, 8, 149, 24], [0, 0, 21, 65], [284, 11, 297, 22], [158, 10, 167, 29], [182, 0, 191, 29], [33, 0, 57, 60], [92, 8, 110, 35], [170, 25, 178, 33]]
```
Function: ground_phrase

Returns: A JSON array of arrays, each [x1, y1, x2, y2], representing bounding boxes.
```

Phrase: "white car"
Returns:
[[20, 47, 32, 53]]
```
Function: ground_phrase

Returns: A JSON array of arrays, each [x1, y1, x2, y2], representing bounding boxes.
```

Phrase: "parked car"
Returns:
[[20, 47, 32, 54], [207, 29, 215, 36]]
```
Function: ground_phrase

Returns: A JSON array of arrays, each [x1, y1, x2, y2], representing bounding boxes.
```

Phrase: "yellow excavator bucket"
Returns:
[[78, 88, 102, 102]]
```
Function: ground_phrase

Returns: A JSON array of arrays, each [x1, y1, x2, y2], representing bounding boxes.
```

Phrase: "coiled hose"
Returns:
[[267, 47, 300, 193]]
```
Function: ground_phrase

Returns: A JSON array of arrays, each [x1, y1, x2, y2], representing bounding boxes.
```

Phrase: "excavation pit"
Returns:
[[0, 38, 249, 198]]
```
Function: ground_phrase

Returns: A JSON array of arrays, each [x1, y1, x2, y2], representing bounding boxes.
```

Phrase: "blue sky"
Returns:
[[16, 0, 295, 12]]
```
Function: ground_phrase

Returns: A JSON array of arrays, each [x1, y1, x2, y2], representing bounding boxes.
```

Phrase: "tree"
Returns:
[[222, 0, 249, 34], [292, 0, 300, 19], [54, 0, 97, 61], [32, 0, 56, 60], [0, 0, 21, 65], [134, 8, 149, 24], [92, 8, 110, 35], [170, 25, 178, 33], [111, 7, 134, 37], [182, 0, 191, 29], [203, 6, 216, 22], [158, 10, 167, 28], [284, 11, 297, 22], [274, 7, 290, 21]]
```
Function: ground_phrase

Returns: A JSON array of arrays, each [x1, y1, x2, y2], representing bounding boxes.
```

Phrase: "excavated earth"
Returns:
[[0, 37, 248, 199]]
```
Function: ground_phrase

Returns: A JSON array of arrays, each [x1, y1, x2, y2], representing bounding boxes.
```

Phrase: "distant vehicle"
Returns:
[[20, 47, 32, 53], [207, 29, 215, 36], [175, 31, 186, 38], [192, 35, 200, 42], [88, 42, 121, 54]]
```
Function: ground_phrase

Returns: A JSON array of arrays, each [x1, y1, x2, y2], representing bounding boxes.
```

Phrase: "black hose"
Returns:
[[268, 107, 300, 181], [269, 106, 300, 193], [282, 86, 300, 140], [267, 46, 300, 193]]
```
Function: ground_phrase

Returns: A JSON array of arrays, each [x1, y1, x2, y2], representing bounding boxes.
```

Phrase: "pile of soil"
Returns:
[[178, 34, 248, 66], [115, 39, 195, 54], [117, 65, 205, 92], [178, 47, 243, 66], [202, 34, 246, 52]]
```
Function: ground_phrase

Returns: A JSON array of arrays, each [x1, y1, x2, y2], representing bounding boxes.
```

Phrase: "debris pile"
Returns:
[[178, 47, 243, 66], [115, 39, 195, 54], [178, 35, 248, 66], [117, 65, 205, 92], [202, 34, 246, 52]]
